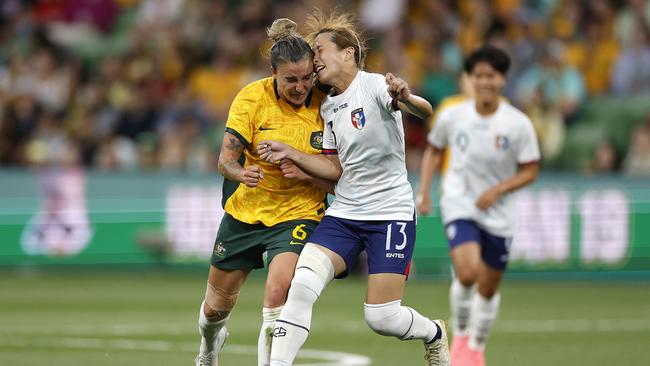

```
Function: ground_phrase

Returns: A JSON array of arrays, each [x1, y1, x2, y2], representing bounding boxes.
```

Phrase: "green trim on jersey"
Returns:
[[225, 127, 250, 147], [221, 153, 245, 209], [221, 127, 249, 209]]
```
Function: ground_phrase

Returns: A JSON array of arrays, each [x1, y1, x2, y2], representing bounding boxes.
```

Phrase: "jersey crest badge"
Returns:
[[214, 242, 226, 258], [495, 135, 510, 150], [456, 132, 469, 152], [310, 131, 323, 149], [351, 108, 365, 130]]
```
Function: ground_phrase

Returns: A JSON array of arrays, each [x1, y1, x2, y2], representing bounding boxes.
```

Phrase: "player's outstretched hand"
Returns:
[[280, 159, 310, 181], [257, 140, 294, 163], [476, 185, 502, 210], [385, 72, 411, 101], [240, 165, 264, 187], [416, 193, 434, 216]]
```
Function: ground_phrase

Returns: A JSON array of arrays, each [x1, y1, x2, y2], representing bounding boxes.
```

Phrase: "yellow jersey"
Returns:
[[223, 77, 327, 226]]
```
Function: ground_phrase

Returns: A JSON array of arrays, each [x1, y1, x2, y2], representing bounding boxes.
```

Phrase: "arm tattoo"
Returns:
[[225, 136, 244, 152], [218, 136, 245, 181]]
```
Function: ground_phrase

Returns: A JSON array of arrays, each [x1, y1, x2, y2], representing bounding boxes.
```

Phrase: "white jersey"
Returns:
[[320, 71, 415, 221], [427, 100, 540, 237]]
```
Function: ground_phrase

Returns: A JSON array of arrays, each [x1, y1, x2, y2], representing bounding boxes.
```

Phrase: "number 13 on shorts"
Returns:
[[383, 220, 416, 260], [385, 223, 408, 251]]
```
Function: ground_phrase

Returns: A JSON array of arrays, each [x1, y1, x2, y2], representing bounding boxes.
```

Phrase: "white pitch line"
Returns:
[[0, 323, 194, 336], [1, 318, 650, 335], [1, 319, 648, 366], [0, 336, 372, 366]]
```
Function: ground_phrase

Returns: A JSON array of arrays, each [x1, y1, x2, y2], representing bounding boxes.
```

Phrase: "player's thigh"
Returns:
[[446, 219, 482, 282], [207, 264, 250, 294], [478, 229, 511, 273], [476, 230, 510, 297], [204, 265, 249, 318], [212, 213, 267, 271], [267, 251, 299, 286], [264, 251, 299, 307], [366, 273, 406, 304], [310, 243, 347, 277], [307, 216, 364, 278], [262, 219, 319, 306], [476, 261, 504, 298], [209, 215, 257, 288], [450, 242, 481, 282], [363, 216, 416, 277], [265, 219, 319, 265], [363, 216, 414, 304]]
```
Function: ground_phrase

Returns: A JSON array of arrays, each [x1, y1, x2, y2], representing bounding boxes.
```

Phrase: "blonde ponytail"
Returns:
[[267, 18, 299, 43], [266, 18, 313, 70]]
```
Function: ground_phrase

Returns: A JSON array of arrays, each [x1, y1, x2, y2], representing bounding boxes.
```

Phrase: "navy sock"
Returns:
[[426, 322, 442, 344]]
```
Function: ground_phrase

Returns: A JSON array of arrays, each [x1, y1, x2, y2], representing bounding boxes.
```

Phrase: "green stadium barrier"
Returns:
[[1, 169, 648, 278], [556, 94, 650, 170], [414, 175, 650, 279]]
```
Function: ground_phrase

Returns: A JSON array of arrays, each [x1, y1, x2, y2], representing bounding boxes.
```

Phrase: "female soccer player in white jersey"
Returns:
[[417, 45, 540, 366], [256, 9, 450, 366]]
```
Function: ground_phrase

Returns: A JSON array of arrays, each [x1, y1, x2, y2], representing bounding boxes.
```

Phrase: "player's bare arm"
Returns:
[[476, 161, 540, 210], [416, 144, 444, 215], [218, 131, 264, 187], [385, 72, 433, 119], [280, 159, 336, 194], [257, 140, 342, 181]]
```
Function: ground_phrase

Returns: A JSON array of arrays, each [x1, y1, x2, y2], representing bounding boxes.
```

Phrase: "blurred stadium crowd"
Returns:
[[0, 0, 649, 174]]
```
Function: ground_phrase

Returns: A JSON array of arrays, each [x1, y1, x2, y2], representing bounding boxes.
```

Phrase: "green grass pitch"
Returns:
[[1, 270, 649, 365]]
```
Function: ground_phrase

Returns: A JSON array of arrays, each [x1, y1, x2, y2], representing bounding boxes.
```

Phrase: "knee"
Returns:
[[456, 267, 478, 287], [204, 282, 239, 321], [291, 244, 335, 296], [264, 281, 291, 307], [364, 301, 402, 337], [478, 283, 499, 299]]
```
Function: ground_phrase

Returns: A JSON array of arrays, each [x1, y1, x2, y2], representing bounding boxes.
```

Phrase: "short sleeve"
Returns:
[[371, 73, 397, 113], [225, 85, 258, 147], [322, 116, 337, 153], [427, 108, 451, 148], [516, 118, 541, 164]]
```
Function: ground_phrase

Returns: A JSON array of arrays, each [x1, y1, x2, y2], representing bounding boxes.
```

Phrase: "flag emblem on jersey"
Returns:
[[351, 108, 365, 130], [495, 135, 510, 150]]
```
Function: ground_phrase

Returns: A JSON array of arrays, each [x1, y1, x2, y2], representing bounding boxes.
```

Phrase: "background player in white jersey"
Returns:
[[417, 45, 541, 366], [256, 9, 450, 366]]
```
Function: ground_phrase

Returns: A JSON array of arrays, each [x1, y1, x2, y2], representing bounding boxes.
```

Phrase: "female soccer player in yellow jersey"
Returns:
[[194, 18, 333, 366]]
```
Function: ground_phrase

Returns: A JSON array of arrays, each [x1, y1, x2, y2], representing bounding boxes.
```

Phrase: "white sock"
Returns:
[[364, 300, 439, 342], [450, 278, 474, 336], [198, 300, 229, 355], [468, 292, 500, 351], [258, 306, 283, 366], [269, 266, 330, 365]]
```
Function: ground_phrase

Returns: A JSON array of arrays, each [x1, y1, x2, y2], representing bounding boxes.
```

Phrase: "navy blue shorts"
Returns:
[[308, 215, 416, 278], [445, 219, 512, 271]]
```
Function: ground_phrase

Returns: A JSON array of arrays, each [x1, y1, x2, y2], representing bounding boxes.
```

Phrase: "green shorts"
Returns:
[[210, 213, 319, 271]]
